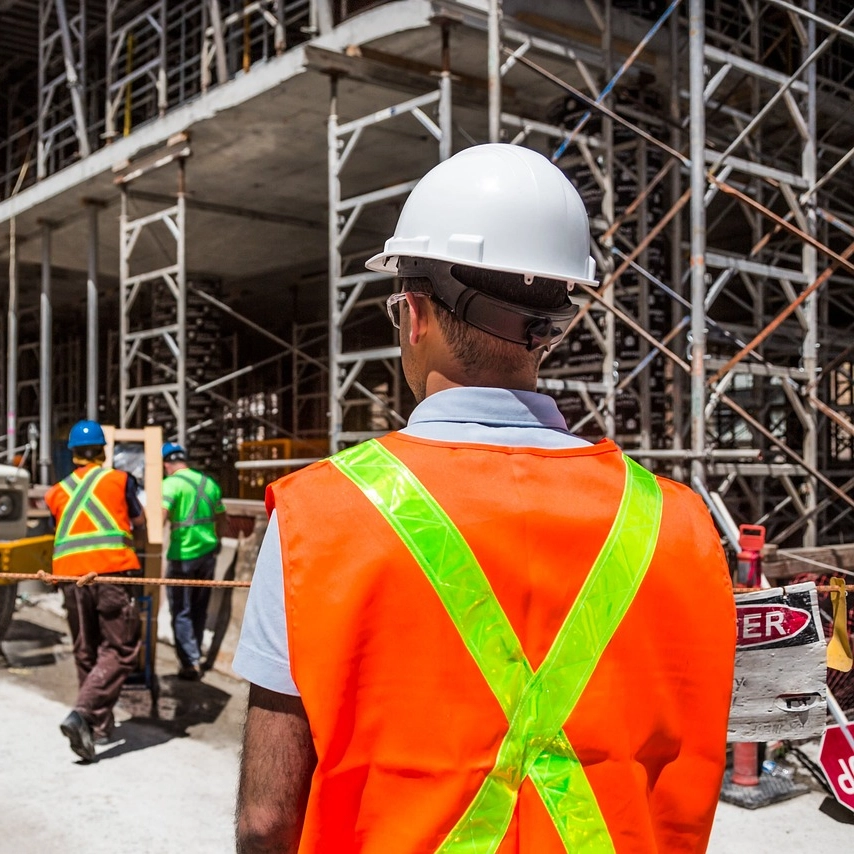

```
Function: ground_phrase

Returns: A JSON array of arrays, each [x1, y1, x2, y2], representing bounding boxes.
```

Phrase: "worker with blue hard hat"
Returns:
[[161, 440, 226, 680], [45, 419, 148, 762], [67, 419, 106, 448], [162, 442, 187, 463]]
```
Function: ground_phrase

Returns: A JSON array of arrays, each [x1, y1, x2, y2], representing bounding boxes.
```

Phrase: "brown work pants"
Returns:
[[62, 580, 141, 737]]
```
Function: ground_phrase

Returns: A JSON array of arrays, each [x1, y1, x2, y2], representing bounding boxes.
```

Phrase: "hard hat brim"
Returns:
[[365, 251, 598, 290]]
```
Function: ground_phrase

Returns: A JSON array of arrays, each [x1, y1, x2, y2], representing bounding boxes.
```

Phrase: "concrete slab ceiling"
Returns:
[[0, 0, 664, 315]]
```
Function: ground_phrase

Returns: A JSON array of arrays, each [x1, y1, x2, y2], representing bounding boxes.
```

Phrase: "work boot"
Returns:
[[178, 663, 202, 681], [60, 710, 95, 763], [93, 721, 118, 746]]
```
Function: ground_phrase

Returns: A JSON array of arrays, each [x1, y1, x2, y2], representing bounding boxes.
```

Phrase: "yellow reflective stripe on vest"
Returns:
[[54, 468, 133, 558], [332, 441, 663, 853]]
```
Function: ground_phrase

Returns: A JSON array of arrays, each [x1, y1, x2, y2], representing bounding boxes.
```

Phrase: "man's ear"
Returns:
[[405, 292, 430, 344]]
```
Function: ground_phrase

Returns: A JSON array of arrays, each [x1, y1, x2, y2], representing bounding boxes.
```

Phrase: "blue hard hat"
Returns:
[[68, 420, 106, 449], [162, 442, 187, 462]]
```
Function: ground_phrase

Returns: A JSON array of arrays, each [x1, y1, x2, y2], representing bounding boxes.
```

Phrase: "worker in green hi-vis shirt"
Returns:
[[161, 442, 227, 680]]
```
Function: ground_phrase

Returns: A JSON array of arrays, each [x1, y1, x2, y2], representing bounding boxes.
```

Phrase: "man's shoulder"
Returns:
[[653, 471, 705, 510], [165, 468, 197, 486]]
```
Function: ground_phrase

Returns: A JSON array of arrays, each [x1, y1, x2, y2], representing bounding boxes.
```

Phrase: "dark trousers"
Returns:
[[62, 580, 141, 737], [166, 551, 216, 668]]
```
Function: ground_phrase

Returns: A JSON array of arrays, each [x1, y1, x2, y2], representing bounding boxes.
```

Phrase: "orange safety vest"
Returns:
[[45, 464, 140, 577], [267, 434, 735, 853]]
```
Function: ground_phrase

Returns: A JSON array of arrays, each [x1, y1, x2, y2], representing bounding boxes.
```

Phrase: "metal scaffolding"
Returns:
[[116, 137, 189, 446], [324, 26, 453, 452], [38, 0, 89, 180], [520, 0, 854, 547]]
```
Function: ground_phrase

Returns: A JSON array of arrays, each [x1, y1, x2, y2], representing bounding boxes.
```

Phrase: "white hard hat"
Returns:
[[366, 143, 597, 287]]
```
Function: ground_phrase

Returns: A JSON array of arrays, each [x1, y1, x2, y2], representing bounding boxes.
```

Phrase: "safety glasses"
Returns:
[[385, 292, 429, 329]]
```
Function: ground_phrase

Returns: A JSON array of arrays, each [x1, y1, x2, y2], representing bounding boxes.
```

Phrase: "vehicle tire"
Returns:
[[0, 583, 18, 643]]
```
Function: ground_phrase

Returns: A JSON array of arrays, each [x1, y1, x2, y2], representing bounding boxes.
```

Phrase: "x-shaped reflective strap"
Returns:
[[333, 441, 662, 853], [170, 470, 216, 528], [54, 468, 132, 557]]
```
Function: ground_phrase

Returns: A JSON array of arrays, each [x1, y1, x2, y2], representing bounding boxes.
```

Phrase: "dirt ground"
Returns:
[[1, 592, 852, 853]]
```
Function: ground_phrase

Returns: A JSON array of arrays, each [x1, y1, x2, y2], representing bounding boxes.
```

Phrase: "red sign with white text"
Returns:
[[819, 724, 854, 813], [736, 604, 811, 648]]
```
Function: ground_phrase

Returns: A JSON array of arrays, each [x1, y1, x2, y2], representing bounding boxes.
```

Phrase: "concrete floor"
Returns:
[[1, 594, 852, 852]]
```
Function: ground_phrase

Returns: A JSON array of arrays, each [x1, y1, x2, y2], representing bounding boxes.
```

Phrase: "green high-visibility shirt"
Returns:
[[162, 468, 225, 560]]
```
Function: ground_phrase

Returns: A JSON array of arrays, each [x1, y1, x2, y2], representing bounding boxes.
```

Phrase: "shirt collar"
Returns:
[[406, 387, 572, 431]]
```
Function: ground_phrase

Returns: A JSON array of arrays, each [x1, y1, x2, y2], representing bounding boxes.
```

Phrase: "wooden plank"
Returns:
[[762, 543, 854, 582], [102, 425, 164, 545], [728, 582, 827, 742], [102, 424, 165, 683]]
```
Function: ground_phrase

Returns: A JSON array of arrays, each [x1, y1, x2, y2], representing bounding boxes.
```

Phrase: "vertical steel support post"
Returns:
[[688, 0, 707, 485], [802, 0, 819, 546], [37, 0, 48, 179], [637, 136, 651, 461], [158, 0, 167, 117], [602, 0, 616, 438], [105, 0, 117, 140], [487, 0, 502, 143], [208, 0, 229, 86], [274, 0, 286, 54], [668, 11, 684, 481], [39, 223, 53, 484], [439, 24, 453, 162], [86, 203, 99, 421], [176, 161, 188, 447], [327, 77, 343, 453], [119, 187, 129, 426], [313, 0, 334, 36], [6, 219, 17, 460], [55, 0, 90, 159]]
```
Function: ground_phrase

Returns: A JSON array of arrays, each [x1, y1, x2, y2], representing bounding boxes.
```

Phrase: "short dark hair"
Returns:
[[401, 266, 567, 374], [73, 445, 105, 462]]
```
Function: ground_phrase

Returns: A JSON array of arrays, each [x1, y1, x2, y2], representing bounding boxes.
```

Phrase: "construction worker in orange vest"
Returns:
[[234, 144, 736, 852], [45, 420, 148, 762]]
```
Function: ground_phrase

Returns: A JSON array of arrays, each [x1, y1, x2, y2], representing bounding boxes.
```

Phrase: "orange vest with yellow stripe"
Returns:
[[267, 434, 735, 853], [45, 464, 140, 577]]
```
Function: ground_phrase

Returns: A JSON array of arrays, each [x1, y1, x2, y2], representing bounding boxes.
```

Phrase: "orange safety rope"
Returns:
[[734, 584, 854, 594], [0, 570, 250, 588], [1, 573, 850, 594]]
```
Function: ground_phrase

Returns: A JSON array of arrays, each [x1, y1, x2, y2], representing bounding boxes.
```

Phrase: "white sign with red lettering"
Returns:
[[736, 604, 811, 648], [728, 582, 826, 742], [819, 724, 854, 813]]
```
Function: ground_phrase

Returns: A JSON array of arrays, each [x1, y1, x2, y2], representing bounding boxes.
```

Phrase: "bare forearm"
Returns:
[[236, 685, 316, 853]]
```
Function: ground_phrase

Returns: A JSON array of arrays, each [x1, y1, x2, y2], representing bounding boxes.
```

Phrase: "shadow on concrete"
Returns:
[[0, 617, 67, 668], [89, 675, 233, 761], [88, 718, 177, 762], [819, 796, 854, 824]]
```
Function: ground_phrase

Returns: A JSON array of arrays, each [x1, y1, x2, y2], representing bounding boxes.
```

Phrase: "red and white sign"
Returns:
[[819, 724, 854, 813], [736, 604, 811, 648]]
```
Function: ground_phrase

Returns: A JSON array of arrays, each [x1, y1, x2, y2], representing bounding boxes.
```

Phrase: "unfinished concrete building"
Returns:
[[2, 0, 853, 553]]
